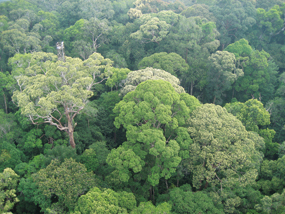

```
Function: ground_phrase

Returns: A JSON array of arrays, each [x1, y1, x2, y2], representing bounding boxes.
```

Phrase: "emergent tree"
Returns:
[[11, 52, 113, 148]]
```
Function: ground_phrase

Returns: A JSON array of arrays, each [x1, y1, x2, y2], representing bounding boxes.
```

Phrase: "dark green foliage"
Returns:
[[131, 201, 172, 214], [258, 155, 285, 195], [32, 158, 97, 213], [0, 142, 25, 172], [1, 0, 285, 213], [138, 52, 189, 77], [158, 184, 224, 213]]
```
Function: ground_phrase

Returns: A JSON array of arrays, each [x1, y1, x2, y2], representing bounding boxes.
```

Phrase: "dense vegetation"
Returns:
[[0, 0, 285, 213]]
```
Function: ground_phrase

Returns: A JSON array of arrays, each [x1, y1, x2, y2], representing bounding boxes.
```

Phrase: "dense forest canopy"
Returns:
[[0, 0, 285, 213]]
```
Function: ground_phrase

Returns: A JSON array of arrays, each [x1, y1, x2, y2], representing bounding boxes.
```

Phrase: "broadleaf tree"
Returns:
[[107, 80, 201, 199], [11, 51, 113, 148]]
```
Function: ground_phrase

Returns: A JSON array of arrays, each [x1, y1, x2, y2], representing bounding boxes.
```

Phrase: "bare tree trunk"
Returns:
[[3, 93, 8, 114], [68, 130, 76, 148], [165, 179, 169, 191], [213, 95, 216, 104], [66, 112, 76, 148]]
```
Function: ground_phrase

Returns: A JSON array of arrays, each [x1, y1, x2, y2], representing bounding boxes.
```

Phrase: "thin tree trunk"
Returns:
[[152, 186, 155, 202], [3, 93, 7, 114], [213, 95, 216, 104], [114, 130, 117, 144], [190, 81, 194, 95], [165, 179, 169, 191]]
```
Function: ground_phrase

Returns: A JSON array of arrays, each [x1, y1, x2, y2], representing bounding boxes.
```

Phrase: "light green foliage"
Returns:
[[187, 104, 263, 190], [131, 201, 172, 214], [224, 38, 253, 63], [120, 67, 185, 96], [255, 189, 285, 214], [73, 187, 136, 214], [32, 158, 96, 212], [11, 51, 113, 148], [1, 28, 41, 55], [207, 51, 243, 104], [108, 80, 200, 186], [159, 184, 224, 214], [225, 99, 276, 158], [138, 52, 189, 77], [106, 68, 131, 90], [130, 14, 171, 44], [225, 99, 270, 132], [0, 168, 20, 213]]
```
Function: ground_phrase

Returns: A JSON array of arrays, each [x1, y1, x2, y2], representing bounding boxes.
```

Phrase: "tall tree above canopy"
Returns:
[[107, 80, 200, 191], [10, 52, 113, 148], [186, 104, 264, 209]]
